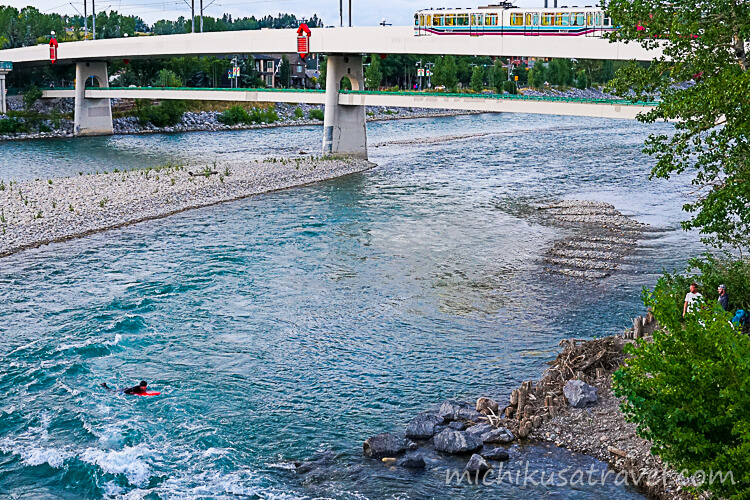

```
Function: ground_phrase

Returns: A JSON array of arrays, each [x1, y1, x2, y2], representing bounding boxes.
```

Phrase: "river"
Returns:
[[0, 113, 701, 499]]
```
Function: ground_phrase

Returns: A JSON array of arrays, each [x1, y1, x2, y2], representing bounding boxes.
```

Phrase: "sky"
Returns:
[[4, 0, 548, 27]]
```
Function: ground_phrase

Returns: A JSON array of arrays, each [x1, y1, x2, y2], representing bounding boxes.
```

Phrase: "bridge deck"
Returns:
[[3, 26, 660, 66], [43, 87, 656, 120]]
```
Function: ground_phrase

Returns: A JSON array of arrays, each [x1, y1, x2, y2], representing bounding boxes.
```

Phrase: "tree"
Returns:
[[574, 70, 587, 89], [546, 58, 573, 86], [492, 60, 508, 93], [279, 55, 291, 88], [470, 66, 484, 93], [433, 55, 458, 92], [528, 62, 546, 88], [605, 0, 750, 250], [365, 56, 383, 90], [613, 270, 750, 499]]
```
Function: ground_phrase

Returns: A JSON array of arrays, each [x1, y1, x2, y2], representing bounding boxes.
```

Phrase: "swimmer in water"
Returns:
[[100, 380, 148, 395]]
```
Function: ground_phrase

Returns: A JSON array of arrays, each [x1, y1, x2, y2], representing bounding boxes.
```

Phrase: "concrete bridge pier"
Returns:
[[74, 61, 113, 136], [322, 55, 367, 159]]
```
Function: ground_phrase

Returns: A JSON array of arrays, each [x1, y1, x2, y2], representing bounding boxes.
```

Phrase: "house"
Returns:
[[254, 53, 320, 89]]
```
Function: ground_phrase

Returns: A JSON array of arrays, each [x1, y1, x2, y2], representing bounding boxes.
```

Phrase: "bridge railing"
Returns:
[[341, 89, 660, 107], [47, 86, 659, 107]]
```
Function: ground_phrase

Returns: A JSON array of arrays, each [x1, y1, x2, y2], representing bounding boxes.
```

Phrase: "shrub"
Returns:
[[136, 100, 186, 127], [503, 81, 518, 95], [0, 117, 29, 134], [23, 86, 43, 110], [294, 107, 304, 119], [308, 109, 324, 121], [613, 276, 750, 498], [218, 105, 278, 125], [217, 105, 251, 125]]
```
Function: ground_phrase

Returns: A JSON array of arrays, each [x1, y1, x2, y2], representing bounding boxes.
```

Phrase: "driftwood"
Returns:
[[493, 337, 626, 439], [188, 170, 219, 177]]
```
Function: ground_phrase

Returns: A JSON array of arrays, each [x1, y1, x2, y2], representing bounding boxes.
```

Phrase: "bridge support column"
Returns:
[[323, 55, 367, 159], [0, 74, 7, 114], [74, 61, 113, 136]]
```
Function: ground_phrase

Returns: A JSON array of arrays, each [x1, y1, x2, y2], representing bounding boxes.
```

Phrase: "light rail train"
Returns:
[[414, 3, 615, 37]]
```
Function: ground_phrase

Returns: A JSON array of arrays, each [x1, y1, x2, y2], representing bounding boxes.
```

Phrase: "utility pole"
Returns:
[[339, 0, 342, 27], [348, 0, 352, 27], [200, 0, 203, 32], [191, 0, 195, 33], [82, 0, 88, 40], [92, 0, 96, 40]]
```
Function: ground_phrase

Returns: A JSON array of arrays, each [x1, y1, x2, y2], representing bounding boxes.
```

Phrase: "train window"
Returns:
[[586, 13, 593, 25], [525, 13, 532, 25], [571, 13, 583, 26], [471, 14, 483, 26], [603, 15, 611, 26], [485, 14, 498, 26], [542, 13, 553, 26], [533, 13, 539, 25], [595, 13, 602, 25], [434, 14, 443, 26], [457, 14, 469, 26], [426, 15, 432, 25], [511, 13, 524, 26], [415, 14, 419, 26], [446, 14, 455, 26]]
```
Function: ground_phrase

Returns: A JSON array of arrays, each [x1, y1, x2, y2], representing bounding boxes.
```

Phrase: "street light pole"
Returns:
[[200, 0, 203, 32], [339, 0, 343, 27], [348, 0, 352, 27], [191, 0, 195, 33], [91, 0, 96, 40], [83, 0, 88, 40]]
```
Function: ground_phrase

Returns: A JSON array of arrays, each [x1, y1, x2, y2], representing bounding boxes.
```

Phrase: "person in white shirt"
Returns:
[[683, 282, 702, 317]]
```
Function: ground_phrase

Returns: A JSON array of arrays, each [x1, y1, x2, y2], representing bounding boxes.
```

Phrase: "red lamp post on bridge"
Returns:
[[297, 24, 312, 60], [49, 32, 58, 64]]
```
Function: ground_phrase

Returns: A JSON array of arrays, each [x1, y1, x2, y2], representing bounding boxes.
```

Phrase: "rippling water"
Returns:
[[1, 114, 700, 499]]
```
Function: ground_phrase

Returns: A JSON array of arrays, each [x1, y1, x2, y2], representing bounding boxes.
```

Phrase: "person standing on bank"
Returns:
[[718, 284, 730, 311], [683, 282, 702, 317]]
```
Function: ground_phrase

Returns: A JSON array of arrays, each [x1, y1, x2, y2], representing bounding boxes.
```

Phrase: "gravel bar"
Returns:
[[0, 157, 374, 258]]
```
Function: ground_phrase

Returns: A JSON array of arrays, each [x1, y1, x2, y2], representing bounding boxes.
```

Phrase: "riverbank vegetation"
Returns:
[[605, 0, 750, 497]]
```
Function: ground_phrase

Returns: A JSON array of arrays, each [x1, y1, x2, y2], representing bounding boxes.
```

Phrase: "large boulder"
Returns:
[[433, 429, 483, 454], [476, 397, 499, 415], [438, 401, 483, 422], [480, 446, 510, 461], [481, 427, 515, 444], [563, 380, 599, 408], [363, 433, 406, 459], [405, 414, 443, 440], [397, 453, 426, 469], [464, 453, 491, 474], [465, 423, 493, 438]]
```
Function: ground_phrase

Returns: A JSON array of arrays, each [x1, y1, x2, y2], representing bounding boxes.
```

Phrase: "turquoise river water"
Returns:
[[0, 114, 701, 499]]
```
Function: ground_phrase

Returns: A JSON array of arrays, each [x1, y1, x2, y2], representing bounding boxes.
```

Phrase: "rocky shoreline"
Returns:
[[0, 156, 374, 258], [350, 320, 706, 500], [0, 99, 478, 141]]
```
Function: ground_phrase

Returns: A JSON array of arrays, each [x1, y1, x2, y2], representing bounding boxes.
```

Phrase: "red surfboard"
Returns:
[[133, 392, 161, 396]]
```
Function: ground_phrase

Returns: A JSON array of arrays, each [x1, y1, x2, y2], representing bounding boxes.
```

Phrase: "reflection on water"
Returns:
[[0, 114, 699, 499]]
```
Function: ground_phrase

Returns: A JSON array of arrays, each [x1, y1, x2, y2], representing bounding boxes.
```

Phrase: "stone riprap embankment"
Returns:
[[0, 157, 373, 258], [538, 200, 648, 279], [0, 99, 477, 141]]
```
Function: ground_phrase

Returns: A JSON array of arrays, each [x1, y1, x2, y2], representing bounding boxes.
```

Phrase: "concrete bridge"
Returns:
[[1, 26, 662, 158]]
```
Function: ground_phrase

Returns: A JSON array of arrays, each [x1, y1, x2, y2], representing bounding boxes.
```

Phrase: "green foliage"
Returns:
[[575, 70, 588, 90], [502, 81, 517, 95], [546, 59, 574, 86], [308, 109, 324, 121], [0, 117, 29, 134], [470, 66, 484, 93], [613, 274, 750, 498], [433, 55, 458, 92], [605, 0, 750, 250], [294, 107, 304, 119], [279, 55, 291, 88], [492, 60, 507, 92], [365, 56, 383, 90], [135, 99, 186, 127], [528, 62, 546, 89], [157, 69, 182, 87], [217, 105, 278, 125], [23, 86, 43, 110]]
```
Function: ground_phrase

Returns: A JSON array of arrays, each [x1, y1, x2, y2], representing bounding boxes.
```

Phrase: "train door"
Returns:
[[524, 12, 540, 35], [470, 13, 484, 36], [586, 11, 603, 37]]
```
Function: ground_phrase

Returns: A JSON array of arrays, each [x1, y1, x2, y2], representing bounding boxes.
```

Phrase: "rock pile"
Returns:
[[539, 200, 647, 279]]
